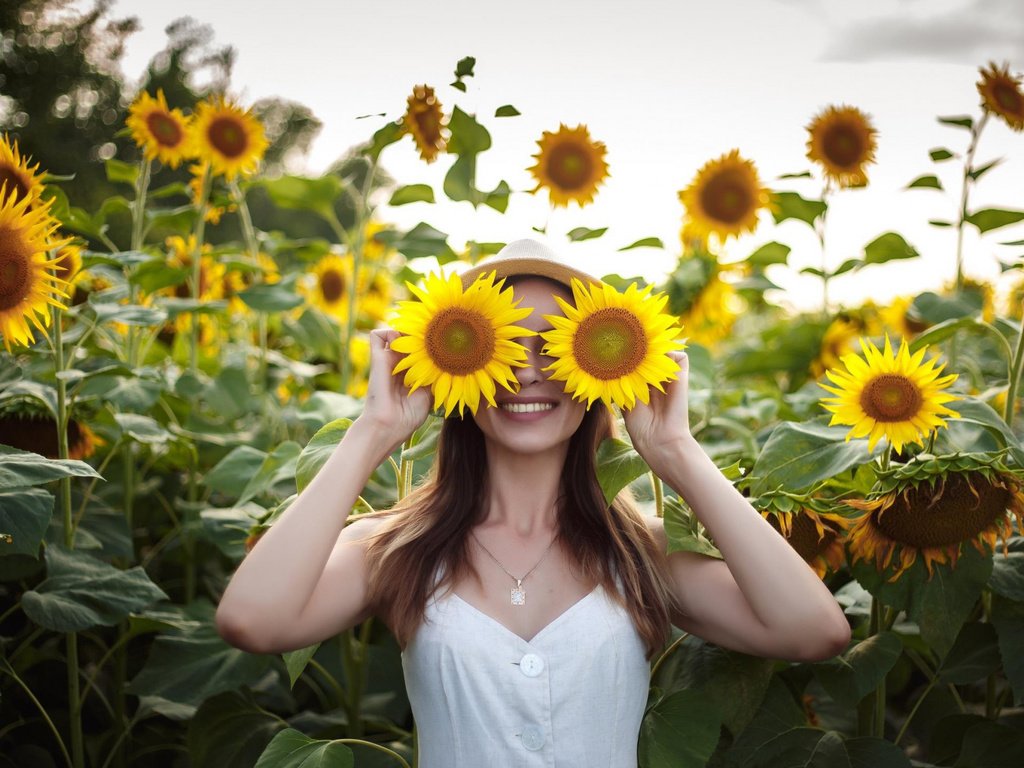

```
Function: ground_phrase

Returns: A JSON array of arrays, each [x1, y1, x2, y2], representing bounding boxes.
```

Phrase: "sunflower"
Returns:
[[528, 124, 609, 208], [0, 193, 72, 352], [846, 452, 1024, 580], [164, 235, 224, 301], [52, 243, 85, 289], [880, 296, 931, 340], [679, 150, 769, 246], [757, 494, 852, 579], [819, 335, 960, 453], [944, 276, 995, 323], [303, 253, 353, 322], [0, 411, 101, 460], [541, 279, 685, 410], [189, 162, 236, 223], [346, 334, 372, 397], [357, 265, 393, 326], [126, 89, 191, 168], [0, 134, 45, 207], [402, 85, 447, 163], [662, 249, 740, 347], [810, 316, 863, 379], [977, 61, 1024, 131], [190, 97, 268, 180], [361, 221, 394, 263], [389, 271, 534, 417], [805, 105, 878, 188]]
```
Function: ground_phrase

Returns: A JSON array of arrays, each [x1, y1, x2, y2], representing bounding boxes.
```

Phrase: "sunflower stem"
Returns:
[[1004, 308, 1024, 429], [816, 184, 831, 316], [894, 675, 938, 746], [188, 165, 213, 377], [652, 472, 664, 518], [0, 659, 73, 768], [981, 589, 1000, 719], [127, 158, 151, 371], [230, 179, 269, 392]]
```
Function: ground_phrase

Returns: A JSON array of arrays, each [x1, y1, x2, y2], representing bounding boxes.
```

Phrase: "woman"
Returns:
[[216, 239, 851, 765]]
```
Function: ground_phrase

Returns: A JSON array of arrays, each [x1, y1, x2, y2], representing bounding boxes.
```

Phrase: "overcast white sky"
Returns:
[[107, 0, 1024, 311]]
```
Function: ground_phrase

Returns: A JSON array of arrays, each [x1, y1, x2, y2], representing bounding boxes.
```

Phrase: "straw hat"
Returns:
[[458, 238, 600, 291]]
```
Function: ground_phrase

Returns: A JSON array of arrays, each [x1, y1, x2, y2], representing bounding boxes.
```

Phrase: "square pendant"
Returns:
[[511, 586, 526, 606]]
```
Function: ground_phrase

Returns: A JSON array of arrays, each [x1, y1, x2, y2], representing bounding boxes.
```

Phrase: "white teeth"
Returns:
[[500, 402, 555, 413]]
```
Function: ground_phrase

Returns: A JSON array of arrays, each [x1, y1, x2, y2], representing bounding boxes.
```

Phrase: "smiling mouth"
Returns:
[[498, 402, 555, 413]]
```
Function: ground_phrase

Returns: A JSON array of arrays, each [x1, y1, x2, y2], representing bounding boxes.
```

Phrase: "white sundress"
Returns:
[[402, 581, 651, 767]]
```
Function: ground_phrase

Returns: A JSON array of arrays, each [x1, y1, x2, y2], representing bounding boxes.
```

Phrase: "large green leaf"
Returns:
[[663, 496, 721, 559], [965, 208, 1024, 234], [596, 438, 649, 505], [296, 419, 352, 493], [844, 737, 911, 768], [748, 728, 849, 768], [862, 232, 919, 265], [22, 546, 167, 632], [204, 446, 268, 497], [953, 720, 1024, 767], [186, 691, 284, 768], [238, 277, 304, 312], [940, 396, 1024, 468], [261, 174, 343, 220], [113, 412, 172, 445], [747, 420, 882, 495], [238, 441, 302, 505], [128, 600, 274, 718], [639, 688, 721, 768], [254, 729, 355, 768], [937, 622, 1001, 684], [746, 241, 792, 267], [770, 192, 827, 227], [724, 676, 808, 766], [0, 487, 53, 556], [812, 632, 902, 709], [990, 552, 1024, 601], [0, 445, 101, 490], [990, 595, 1024, 705], [388, 184, 435, 206], [446, 105, 491, 155]]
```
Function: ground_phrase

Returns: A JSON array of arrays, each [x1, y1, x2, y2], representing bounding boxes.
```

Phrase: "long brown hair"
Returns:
[[363, 404, 676, 658]]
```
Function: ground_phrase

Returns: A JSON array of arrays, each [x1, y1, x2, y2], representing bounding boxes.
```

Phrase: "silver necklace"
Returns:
[[470, 530, 557, 606]]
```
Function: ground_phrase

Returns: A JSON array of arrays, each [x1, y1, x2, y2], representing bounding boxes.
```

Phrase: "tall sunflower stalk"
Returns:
[[187, 165, 212, 377], [229, 179, 270, 390]]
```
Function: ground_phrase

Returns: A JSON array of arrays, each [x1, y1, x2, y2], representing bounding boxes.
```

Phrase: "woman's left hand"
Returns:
[[622, 351, 693, 473]]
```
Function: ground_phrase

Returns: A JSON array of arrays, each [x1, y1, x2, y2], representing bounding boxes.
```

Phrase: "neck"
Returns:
[[482, 441, 567, 537]]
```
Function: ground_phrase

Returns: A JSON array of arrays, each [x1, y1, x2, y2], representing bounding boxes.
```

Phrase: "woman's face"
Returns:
[[472, 277, 587, 456]]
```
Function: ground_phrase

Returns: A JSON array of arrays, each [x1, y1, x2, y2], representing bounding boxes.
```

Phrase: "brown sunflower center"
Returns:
[[424, 307, 496, 375], [52, 251, 73, 284], [823, 125, 865, 168], [859, 373, 922, 422], [700, 171, 753, 224], [572, 308, 647, 380], [207, 117, 249, 159], [146, 111, 184, 147], [545, 143, 593, 191], [875, 472, 1010, 548], [992, 82, 1024, 115], [0, 167, 30, 205], [319, 269, 346, 303], [0, 226, 33, 311], [768, 513, 838, 561]]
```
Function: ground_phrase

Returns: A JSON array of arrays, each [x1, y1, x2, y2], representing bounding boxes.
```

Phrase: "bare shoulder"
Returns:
[[337, 512, 392, 545]]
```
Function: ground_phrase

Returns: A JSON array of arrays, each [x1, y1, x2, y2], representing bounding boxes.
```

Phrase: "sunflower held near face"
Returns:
[[126, 90, 192, 168], [805, 105, 878, 188], [977, 61, 1024, 132], [541, 279, 685, 411], [819, 335, 960, 453], [190, 97, 268, 180], [402, 85, 447, 163], [679, 150, 769, 246], [0, 134, 45, 208], [389, 271, 535, 417], [528, 124, 610, 208], [0, 193, 73, 353]]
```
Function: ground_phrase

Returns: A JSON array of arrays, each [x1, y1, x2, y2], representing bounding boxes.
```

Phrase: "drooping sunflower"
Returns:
[[805, 105, 878, 188], [0, 194, 72, 352], [756, 493, 852, 579], [190, 97, 268, 180], [679, 150, 770, 246], [819, 335, 960, 453], [541, 278, 685, 410], [977, 61, 1024, 131], [402, 85, 447, 163], [846, 452, 1024, 580], [125, 89, 192, 168], [390, 271, 534, 417], [0, 411, 101, 460], [303, 253, 354, 322], [528, 124, 609, 208], [0, 134, 45, 207]]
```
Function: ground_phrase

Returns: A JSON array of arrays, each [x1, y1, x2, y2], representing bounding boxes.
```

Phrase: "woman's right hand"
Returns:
[[357, 328, 432, 450]]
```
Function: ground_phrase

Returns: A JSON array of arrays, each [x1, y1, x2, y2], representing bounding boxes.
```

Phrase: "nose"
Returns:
[[514, 341, 546, 387]]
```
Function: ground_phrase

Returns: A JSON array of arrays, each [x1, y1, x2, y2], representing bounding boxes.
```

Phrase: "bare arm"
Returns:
[[626, 353, 851, 662], [215, 329, 431, 654]]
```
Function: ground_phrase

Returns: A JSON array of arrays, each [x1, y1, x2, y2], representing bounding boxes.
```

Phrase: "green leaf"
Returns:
[[238, 278, 305, 313], [812, 632, 902, 709], [863, 232, 919, 265], [113, 413, 172, 445], [991, 595, 1024, 705], [282, 644, 320, 689], [186, 691, 284, 768], [446, 106, 491, 155], [937, 621, 1001, 684], [749, 729, 850, 768], [0, 487, 53, 557], [595, 438, 649, 505], [746, 241, 792, 267], [567, 226, 608, 242], [128, 600, 274, 717], [968, 158, 1002, 181], [938, 115, 973, 130], [929, 219, 954, 227], [262, 174, 343, 221], [387, 222, 456, 262], [91, 302, 168, 326], [495, 104, 520, 117], [238, 441, 302, 505], [254, 729, 355, 768], [389, 184, 435, 206], [844, 737, 912, 768], [770, 191, 827, 227], [747, 420, 883, 496], [663, 497, 721, 559], [22, 546, 167, 632], [296, 419, 352, 493], [364, 120, 404, 161], [907, 175, 943, 190], [966, 208, 1024, 234], [639, 689, 721, 768], [942, 396, 1024, 468], [200, 505, 263, 560], [204, 446, 268, 498], [484, 179, 511, 214], [990, 552, 1024, 601], [619, 237, 665, 251], [0, 446, 101, 490], [953, 720, 1024, 767], [725, 676, 808, 765], [105, 158, 138, 185], [929, 148, 955, 162]]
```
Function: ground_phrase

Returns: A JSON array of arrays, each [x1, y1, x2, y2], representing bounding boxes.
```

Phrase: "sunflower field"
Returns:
[[4, 3, 1024, 766]]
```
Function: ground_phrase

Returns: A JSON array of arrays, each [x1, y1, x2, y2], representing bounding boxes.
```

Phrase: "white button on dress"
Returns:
[[402, 581, 650, 767]]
